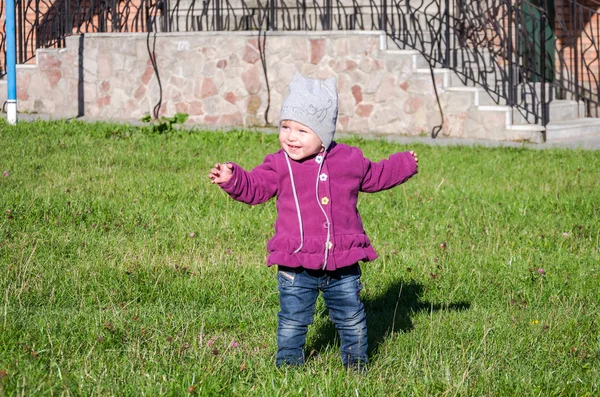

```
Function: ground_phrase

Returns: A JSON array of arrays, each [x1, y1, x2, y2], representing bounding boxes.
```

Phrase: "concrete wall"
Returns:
[[0, 30, 446, 136]]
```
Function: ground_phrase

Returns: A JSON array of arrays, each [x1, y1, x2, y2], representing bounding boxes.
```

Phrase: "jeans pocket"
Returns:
[[278, 270, 296, 286]]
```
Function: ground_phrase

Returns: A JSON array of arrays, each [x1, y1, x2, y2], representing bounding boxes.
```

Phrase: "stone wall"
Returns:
[[1, 31, 445, 136]]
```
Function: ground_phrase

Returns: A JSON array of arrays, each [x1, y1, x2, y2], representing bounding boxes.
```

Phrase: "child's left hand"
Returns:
[[209, 163, 233, 184], [410, 151, 419, 165]]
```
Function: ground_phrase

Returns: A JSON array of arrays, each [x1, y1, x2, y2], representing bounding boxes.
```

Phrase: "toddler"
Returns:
[[209, 73, 418, 369]]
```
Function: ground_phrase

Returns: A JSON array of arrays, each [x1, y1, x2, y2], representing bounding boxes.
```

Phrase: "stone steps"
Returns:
[[379, 43, 600, 142], [546, 118, 600, 141]]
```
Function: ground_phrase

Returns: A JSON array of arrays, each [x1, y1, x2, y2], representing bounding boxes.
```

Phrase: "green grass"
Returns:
[[1, 119, 599, 396]]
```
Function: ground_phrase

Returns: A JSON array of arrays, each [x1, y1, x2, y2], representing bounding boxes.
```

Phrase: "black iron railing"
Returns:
[[554, 0, 600, 117], [0, 0, 167, 68], [384, 0, 557, 125], [1, 0, 599, 124]]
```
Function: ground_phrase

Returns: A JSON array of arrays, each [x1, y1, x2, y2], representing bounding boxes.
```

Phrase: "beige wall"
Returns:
[[0, 31, 444, 136]]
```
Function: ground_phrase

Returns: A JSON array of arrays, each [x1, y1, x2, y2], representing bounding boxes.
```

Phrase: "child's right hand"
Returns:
[[209, 163, 233, 184], [409, 151, 419, 165]]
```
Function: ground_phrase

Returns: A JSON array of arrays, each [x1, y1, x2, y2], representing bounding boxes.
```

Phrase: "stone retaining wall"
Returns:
[[1, 31, 444, 136]]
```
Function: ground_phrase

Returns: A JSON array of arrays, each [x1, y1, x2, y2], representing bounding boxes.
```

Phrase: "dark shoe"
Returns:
[[346, 361, 368, 373]]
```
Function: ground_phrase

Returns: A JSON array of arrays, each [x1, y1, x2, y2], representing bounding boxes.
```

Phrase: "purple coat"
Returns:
[[218, 142, 418, 270]]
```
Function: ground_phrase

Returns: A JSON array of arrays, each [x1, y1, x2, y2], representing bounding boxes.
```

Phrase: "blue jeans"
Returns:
[[276, 264, 368, 368]]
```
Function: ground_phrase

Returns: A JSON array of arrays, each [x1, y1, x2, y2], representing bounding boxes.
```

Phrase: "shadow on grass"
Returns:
[[307, 279, 470, 362]]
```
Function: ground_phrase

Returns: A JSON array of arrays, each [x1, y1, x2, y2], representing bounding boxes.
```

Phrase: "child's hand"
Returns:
[[410, 151, 419, 165], [209, 163, 233, 184]]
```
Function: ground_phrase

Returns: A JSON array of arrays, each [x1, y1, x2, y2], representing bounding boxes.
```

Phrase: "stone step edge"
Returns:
[[445, 86, 485, 106], [380, 49, 427, 69], [546, 118, 600, 130], [507, 124, 545, 132], [473, 105, 546, 131], [446, 87, 585, 111]]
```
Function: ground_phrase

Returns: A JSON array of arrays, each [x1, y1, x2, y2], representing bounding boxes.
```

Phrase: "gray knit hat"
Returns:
[[280, 73, 338, 149]]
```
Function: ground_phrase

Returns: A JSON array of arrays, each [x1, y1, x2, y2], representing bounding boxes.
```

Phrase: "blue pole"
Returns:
[[5, 0, 18, 124]]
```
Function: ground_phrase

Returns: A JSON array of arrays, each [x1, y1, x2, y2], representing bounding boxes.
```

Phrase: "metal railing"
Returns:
[[1, 0, 599, 124], [554, 0, 600, 117], [0, 0, 167, 68], [384, 0, 559, 125]]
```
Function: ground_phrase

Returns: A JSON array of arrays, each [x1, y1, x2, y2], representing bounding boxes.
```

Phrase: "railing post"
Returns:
[[215, 0, 222, 31], [507, 0, 514, 107], [571, 0, 579, 101], [327, 0, 332, 30], [111, 0, 117, 31], [34, 0, 39, 50], [163, 0, 170, 32], [541, 12, 547, 139], [15, 0, 20, 64], [381, 0, 387, 32], [147, 0, 153, 32], [444, 0, 450, 68], [269, 0, 276, 30], [64, 0, 70, 45]]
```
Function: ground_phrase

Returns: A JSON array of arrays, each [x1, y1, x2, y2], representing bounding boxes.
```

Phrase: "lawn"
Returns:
[[0, 119, 599, 396]]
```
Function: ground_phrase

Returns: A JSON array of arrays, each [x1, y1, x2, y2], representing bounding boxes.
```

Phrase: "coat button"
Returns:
[[323, 222, 330, 228], [315, 155, 324, 164], [321, 197, 329, 205], [319, 173, 328, 181], [327, 241, 333, 249]]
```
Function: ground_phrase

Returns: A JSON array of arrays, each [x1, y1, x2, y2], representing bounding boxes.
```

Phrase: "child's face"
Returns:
[[279, 120, 324, 161]]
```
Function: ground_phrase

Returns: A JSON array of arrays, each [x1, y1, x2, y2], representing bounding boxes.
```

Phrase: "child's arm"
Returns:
[[360, 150, 418, 193], [209, 155, 278, 205]]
